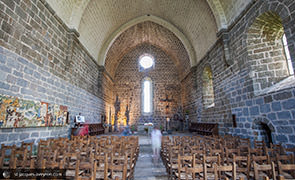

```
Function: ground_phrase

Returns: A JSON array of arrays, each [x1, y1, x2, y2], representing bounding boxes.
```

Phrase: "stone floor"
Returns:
[[134, 135, 169, 180]]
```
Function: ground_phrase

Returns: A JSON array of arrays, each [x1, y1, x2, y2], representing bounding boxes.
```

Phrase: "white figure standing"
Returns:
[[151, 126, 162, 162]]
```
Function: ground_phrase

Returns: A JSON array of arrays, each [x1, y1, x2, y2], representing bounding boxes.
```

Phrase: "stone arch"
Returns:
[[246, 9, 294, 94], [202, 65, 215, 108], [206, 0, 228, 30], [99, 15, 196, 67], [252, 117, 275, 132], [68, 0, 91, 29], [246, 1, 291, 28], [252, 117, 275, 146]]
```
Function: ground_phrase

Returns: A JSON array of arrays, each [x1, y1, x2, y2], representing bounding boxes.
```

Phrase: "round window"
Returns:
[[139, 55, 154, 69]]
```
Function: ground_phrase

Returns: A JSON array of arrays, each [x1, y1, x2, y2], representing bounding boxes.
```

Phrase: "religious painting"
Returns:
[[0, 96, 23, 127], [56, 105, 68, 126], [0, 94, 68, 128], [0, 95, 41, 128], [0, 95, 15, 127], [47, 104, 55, 126], [17, 98, 41, 127], [37, 102, 48, 126]]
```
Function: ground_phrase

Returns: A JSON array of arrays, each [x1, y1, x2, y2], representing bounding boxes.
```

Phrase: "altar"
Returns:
[[137, 122, 154, 135]]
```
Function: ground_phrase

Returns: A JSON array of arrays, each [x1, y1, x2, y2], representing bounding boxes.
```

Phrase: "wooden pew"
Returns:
[[88, 123, 105, 135], [71, 123, 104, 136], [189, 122, 219, 136]]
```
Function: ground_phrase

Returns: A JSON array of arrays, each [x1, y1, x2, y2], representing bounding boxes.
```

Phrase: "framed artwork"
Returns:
[[0, 94, 68, 128], [57, 105, 68, 126], [38, 102, 48, 126]]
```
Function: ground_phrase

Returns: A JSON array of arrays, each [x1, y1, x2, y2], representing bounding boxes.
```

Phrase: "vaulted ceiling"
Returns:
[[46, 0, 252, 76], [104, 21, 191, 80]]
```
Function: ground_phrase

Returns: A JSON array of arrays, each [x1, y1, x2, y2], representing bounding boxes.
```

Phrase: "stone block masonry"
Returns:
[[114, 44, 181, 128], [0, 47, 104, 145], [1, 126, 68, 146], [182, 0, 295, 147], [0, 0, 106, 145], [0, 0, 103, 98], [225, 0, 295, 147]]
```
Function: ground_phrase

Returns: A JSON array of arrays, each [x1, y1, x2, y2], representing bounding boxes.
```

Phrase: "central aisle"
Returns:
[[133, 135, 169, 180]]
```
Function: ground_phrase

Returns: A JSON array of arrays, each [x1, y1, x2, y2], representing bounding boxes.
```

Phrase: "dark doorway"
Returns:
[[259, 122, 273, 147]]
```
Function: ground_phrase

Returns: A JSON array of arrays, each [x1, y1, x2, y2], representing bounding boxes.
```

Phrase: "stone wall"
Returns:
[[182, 40, 233, 134], [0, 126, 68, 146], [184, 0, 295, 147], [247, 12, 290, 93], [227, 0, 295, 147], [0, 0, 105, 145], [114, 44, 182, 129], [101, 71, 115, 126]]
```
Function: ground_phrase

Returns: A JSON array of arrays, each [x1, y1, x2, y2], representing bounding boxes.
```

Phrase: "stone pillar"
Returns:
[[125, 104, 130, 126], [114, 95, 120, 131], [217, 29, 232, 66]]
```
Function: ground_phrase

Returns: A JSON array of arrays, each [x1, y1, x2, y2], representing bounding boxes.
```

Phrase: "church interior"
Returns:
[[0, 0, 295, 179]]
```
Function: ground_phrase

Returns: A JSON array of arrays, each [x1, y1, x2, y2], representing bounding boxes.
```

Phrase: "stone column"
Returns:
[[125, 104, 130, 126], [114, 95, 120, 131]]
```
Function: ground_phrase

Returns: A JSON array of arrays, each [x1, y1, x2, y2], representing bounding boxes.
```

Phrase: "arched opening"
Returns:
[[141, 77, 153, 115], [252, 117, 275, 147], [258, 122, 273, 147], [202, 66, 215, 108], [247, 11, 294, 94], [282, 34, 294, 75]]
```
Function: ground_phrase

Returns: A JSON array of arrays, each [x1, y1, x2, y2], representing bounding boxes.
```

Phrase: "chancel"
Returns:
[[0, 0, 295, 179]]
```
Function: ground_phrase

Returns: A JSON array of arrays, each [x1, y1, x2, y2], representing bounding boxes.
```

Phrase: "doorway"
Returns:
[[256, 122, 273, 147]]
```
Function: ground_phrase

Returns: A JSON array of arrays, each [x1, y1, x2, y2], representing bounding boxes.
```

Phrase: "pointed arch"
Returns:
[[206, 0, 228, 30], [99, 15, 196, 67]]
